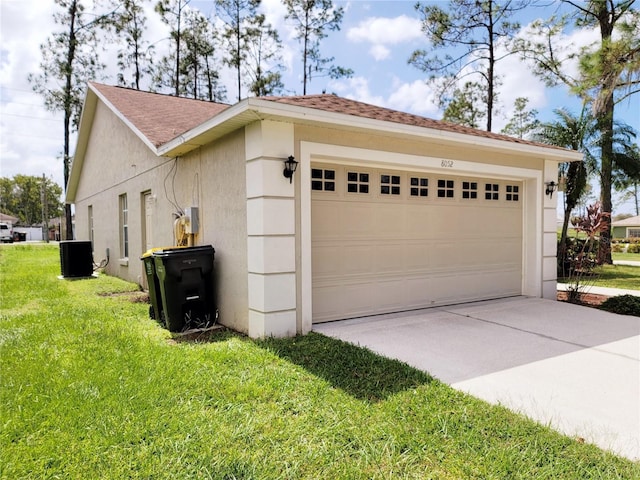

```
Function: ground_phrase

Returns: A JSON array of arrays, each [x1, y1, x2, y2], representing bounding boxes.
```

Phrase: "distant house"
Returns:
[[66, 82, 582, 338], [611, 215, 640, 239], [0, 213, 19, 225]]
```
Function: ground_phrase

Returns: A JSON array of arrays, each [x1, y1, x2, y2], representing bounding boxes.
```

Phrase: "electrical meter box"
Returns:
[[185, 206, 199, 234]]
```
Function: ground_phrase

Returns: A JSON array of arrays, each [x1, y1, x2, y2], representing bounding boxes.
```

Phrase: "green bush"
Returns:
[[600, 295, 640, 316], [611, 243, 624, 252], [628, 243, 640, 254]]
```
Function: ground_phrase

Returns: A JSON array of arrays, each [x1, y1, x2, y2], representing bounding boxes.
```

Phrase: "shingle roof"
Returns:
[[611, 215, 640, 226], [89, 83, 571, 153], [262, 94, 566, 151], [90, 83, 230, 147]]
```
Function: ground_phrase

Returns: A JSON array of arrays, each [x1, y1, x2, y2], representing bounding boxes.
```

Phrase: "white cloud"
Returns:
[[348, 15, 422, 45], [387, 79, 440, 118], [328, 76, 385, 106], [369, 44, 391, 61], [328, 75, 440, 119], [259, 0, 289, 33], [0, 0, 67, 188], [518, 19, 600, 85], [347, 15, 423, 61]]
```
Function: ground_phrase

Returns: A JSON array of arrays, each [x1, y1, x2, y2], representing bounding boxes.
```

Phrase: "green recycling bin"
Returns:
[[153, 245, 216, 332], [140, 248, 166, 322]]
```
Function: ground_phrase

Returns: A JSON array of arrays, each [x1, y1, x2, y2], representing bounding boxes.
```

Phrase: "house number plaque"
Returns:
[[441, 160, 454, 168]]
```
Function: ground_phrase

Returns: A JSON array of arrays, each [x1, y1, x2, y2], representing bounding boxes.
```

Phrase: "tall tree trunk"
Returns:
[[302, 7, 310, 95], [486, 0, 494, 132], [174, 1, 182, 96], [63, 0, 78, 240], [596, 8, 615, 264], [598, 95, 615, 264], [236, 3, 242, 101], [134, 27, 141, 90]]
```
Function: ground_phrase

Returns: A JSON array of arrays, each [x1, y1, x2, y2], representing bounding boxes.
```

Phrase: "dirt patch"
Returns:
[[168, 325, 227, 344], [98, 291, 150, 303], [557, 291, 609, 307]]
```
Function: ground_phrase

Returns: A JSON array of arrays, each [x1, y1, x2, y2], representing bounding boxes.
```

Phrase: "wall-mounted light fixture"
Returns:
[[283, 155, 298, 183], [545, 181, 557, 198]]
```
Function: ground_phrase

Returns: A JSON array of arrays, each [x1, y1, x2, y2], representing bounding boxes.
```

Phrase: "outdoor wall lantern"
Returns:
[[283, 155, 298, 183], [545, 181, 558, 198]]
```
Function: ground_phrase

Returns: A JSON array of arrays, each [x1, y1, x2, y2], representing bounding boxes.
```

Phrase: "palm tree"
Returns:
[[535, 107, 638, 270], [534, 107, 596, 273], [612, 144, 640, 217]]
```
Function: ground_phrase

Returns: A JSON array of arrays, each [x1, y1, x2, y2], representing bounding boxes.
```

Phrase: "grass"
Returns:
[[589, 264, 640, 290], [1, 244, 639, 479], [612, 251, 640, 262]]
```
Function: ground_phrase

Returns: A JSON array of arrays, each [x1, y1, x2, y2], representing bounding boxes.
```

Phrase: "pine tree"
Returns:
[[441, 81, 486, 128], [410, 0, 532, 132], [114, 0, 153, 90], [28, 0, 117, 239], [215, 0, 261, 101], [284, 0, 353, 94], [155, 0, 192, 96], [501, 97, 540, 139], [243, 14, 284, 97], [517, 0, 640, 263]]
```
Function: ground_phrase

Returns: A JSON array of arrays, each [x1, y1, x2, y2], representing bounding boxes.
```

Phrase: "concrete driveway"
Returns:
[[314, 296, 640, 460]]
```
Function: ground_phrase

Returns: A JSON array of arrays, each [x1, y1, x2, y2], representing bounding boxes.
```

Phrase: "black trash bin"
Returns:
[[153, 245, 216, 332], [140, 248, 165, 323]]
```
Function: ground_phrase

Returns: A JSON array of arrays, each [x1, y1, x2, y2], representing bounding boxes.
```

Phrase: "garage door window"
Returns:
[[380, 174, 401, 195], [506, 185, 520, 201], [311, 168, 336, 191], [410, 177, 429, 197], [437, 179, 455, 198], [485, 183, 499, 200], [462, 181, 478, 199], [347, 172, 369, 194]]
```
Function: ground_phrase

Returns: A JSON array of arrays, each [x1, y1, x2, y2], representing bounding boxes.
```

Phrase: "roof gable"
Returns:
[[90, 83, 230, 147], [612, 215, 640, 227]]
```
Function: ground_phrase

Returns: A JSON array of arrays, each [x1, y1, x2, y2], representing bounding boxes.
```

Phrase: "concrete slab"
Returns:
[[314, 297, 640, 460], [557, 283, 640, 297]]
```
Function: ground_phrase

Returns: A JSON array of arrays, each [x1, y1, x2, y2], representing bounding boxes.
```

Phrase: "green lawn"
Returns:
[[590, 264, 640, 290], [1, 245, 638, 479], [612, 251, 640, 262]]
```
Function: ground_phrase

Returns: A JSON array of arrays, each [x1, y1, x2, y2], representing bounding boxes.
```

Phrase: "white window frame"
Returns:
[[119, 194, 129, 260], [88, 205, 94, 250], [627, 227, 640, 238]]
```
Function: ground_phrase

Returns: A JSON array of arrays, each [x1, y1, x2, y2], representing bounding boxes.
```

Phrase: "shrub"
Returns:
[[600, 295, 640, 316], [628, 243, 640, 254], [611, 243, 624, 253]]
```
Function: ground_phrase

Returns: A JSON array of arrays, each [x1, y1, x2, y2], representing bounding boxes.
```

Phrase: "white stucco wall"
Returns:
[[72, 103, 249, 333]]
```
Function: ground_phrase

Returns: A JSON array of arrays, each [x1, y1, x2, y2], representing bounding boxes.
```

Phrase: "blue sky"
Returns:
[[1, 0, 638, 214]]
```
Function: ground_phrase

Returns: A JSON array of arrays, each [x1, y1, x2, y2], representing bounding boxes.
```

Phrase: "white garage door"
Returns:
[[311, 163, 523, 323]]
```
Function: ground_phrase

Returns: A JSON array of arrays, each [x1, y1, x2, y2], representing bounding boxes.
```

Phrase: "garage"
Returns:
[[311, 162, 523, 323]]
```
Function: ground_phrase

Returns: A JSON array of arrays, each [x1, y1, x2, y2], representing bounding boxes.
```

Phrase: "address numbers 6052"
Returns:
[[441, 160, 454, 168]]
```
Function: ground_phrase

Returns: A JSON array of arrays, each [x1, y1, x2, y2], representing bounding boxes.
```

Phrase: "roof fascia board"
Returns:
[[66, 87, 98, 203]]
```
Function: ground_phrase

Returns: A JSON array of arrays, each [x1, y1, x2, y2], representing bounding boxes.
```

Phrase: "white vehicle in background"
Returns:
[[0, 222, 14, 243]]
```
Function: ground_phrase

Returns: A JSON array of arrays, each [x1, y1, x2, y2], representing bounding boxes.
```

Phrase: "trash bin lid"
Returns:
[[141, 246, 184, 259], [152, 244, 214, 257]]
